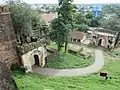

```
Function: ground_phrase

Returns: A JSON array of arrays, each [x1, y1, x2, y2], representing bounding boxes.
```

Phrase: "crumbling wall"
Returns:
[[0, 5, 18, 68]]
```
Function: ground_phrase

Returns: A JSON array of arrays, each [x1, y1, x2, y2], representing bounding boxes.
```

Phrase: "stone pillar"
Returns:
[[111, 37, 116, 48], [0, 6, 18, 68]]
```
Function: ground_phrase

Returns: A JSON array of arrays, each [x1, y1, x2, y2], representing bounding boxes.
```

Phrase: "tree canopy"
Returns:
[[50, 0, 75, 52], [8, 0, 45, 44], [101, 15, 120, 31]]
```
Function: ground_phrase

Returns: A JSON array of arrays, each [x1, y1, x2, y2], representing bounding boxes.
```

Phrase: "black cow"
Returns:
[[100, 72, 109, 80], [100, 72, 107, 77]]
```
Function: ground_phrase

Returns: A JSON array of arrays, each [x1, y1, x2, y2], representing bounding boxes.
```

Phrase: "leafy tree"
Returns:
[[8, 0, 45, 44], [90, 19, 100, 27], [50, 0, 75, 52], [85, 13, 92, 19], [101, 14, 120, 32], [103, 5, 120, 15], [72, 13, 89, 32]]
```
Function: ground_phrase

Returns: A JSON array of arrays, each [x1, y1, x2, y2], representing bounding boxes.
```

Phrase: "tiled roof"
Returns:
[[70, 31, 85, 40]]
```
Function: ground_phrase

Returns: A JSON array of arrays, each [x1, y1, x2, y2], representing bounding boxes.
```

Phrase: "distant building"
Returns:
[[92, 5, 102, 18], [69, 31, 86, 44], [40, 13, 58, 25], [87, 28, 120, 49]]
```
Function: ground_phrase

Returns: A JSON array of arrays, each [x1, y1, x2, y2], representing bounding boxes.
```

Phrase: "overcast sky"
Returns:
[[1, 0, 120, 4]]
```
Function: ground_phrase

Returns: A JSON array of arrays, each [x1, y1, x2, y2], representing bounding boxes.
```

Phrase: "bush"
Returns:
[[11, 64, 25, 73]]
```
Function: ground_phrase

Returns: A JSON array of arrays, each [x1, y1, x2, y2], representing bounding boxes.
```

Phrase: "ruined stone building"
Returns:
[[87, 28, 120, 49], [0, 5, 49, 72], [69, 31, 86, 44]]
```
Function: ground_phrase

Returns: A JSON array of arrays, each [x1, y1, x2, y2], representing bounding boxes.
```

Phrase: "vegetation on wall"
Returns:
[[8, 0, 46, 44]]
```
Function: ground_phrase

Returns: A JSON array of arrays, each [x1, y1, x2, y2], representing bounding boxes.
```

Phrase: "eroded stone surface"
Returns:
[[0, 6, 18, 68], [0, 61, 18, 90]]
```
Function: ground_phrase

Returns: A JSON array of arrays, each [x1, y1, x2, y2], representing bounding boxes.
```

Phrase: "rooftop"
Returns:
[[70, 31, 85, 40]]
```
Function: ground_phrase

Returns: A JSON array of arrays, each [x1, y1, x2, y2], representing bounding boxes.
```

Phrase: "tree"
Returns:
[[71, 13, 89, 32], [50, 17, 68, 51], [8, 0, 45, 44], [50, 0, 75, 52], [101, 15, 120, 31], [90, 19, 100, 27], [103, 5, 120, 15]]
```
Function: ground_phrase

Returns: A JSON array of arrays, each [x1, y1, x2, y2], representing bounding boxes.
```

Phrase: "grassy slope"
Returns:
[[45, 53, 93, 69], [13, 59, 120, 90], [46, 43, 94, 69]]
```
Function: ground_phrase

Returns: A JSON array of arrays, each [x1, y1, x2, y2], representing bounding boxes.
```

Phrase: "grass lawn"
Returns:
[[47, 42, 58, 50], [105, 47, 120, 58], [46, 43, 94, 69], [13, 59, 120, 90], [45, 53, 94, 69]]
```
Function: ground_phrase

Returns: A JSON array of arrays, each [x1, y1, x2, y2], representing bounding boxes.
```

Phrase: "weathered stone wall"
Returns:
[[0, 61, 18, 90], [0, 5, 18, 68], [21, 46, 47, 72]]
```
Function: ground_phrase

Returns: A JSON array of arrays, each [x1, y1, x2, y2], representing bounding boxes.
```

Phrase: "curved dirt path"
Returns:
[[33, 49, 104, 76]]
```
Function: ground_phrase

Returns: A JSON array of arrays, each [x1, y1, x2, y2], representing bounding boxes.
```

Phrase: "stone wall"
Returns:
[[0, 5, 18, 68], [0, 61, 18, 90]]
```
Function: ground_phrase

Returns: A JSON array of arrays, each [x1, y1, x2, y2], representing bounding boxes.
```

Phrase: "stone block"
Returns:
[[3, 5, 9, 12], [0, 6, 2, 13], [9, 32, 16, 41], [0, 37, 2, 43], [3, 35, 10, 42], [2, 14, 11, 23]]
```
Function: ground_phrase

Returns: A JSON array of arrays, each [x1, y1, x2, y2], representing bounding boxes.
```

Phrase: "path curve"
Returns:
[[33, 49, 104, 76]]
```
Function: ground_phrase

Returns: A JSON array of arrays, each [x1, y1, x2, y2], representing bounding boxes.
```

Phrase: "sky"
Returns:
[[1, 0, 120, 4]]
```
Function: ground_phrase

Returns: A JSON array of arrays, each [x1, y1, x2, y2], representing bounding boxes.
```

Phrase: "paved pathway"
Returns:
[[33, 49, 104, 76]]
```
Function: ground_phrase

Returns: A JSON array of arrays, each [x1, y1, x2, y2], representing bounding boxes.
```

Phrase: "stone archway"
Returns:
[[34, 54, 39, 66], [97, 36, 108, 48], [29, 50, 43, 67], [98, 39, 102, 46]]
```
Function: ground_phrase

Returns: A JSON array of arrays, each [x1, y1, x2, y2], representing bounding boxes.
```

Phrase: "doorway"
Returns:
[[98, 39, 102, 46], [34, 55, 39, 66]]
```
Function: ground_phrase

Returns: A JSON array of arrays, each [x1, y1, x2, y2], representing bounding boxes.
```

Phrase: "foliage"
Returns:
[[50, 0, 75, 52], [103, 5, 120, 15], [72, 13, 89, 32], [85, 13, 92, 19], [9, 2, 32, 36], [8, 0, 45, 44], [101, 15, 120, 31], [50, 17, 68, 51], [90, 19, 100, 27], [13, 59, 120, 90]]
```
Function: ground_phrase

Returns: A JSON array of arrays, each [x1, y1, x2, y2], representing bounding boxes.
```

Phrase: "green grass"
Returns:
[[45, 53, 94, 69], [46, 43, 94, 69], [104, 47, 120, 58], [13, 59, 120, 90], [47, 42, 58, 50]]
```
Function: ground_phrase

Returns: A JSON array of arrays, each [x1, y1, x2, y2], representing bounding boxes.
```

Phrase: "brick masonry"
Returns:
[[0, 6, 18, 68]]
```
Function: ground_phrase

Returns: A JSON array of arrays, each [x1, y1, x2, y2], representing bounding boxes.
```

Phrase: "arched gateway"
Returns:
[[21, 47, 47, 73]]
